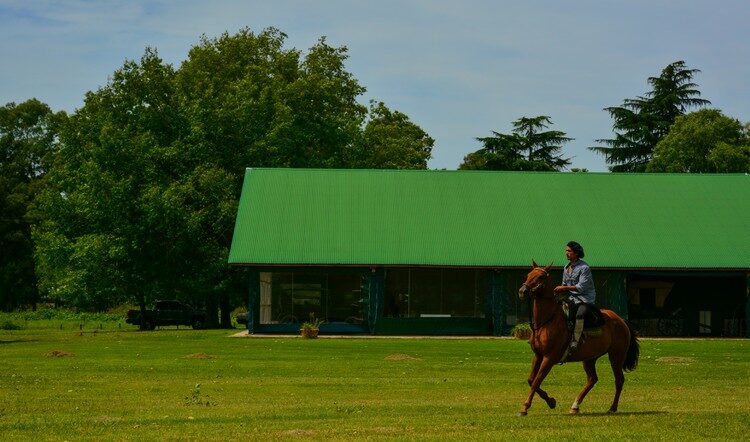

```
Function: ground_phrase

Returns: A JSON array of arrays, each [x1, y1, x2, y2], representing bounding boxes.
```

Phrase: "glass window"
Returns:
[[384, 269, 410, 318], [326, 273, 363, 324], [384, 268, 487, 318], [410, 269, 443, 317], [261, 272, 362, 324]]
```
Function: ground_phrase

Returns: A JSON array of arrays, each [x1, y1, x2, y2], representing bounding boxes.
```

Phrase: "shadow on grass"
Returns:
[[0, 339, 36, 344], [573, 411, 668, 417]]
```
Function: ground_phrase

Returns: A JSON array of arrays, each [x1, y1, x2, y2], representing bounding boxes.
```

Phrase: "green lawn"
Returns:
[[1, 323, 749, 441]]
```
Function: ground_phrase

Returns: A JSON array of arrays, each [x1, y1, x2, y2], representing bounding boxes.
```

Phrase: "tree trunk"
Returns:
[[138, 298, 148, 331], [219, 292, 232, 328], [205, 293, 219, 329]]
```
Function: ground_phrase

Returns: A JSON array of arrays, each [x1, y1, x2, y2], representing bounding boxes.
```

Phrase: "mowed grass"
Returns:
[[1, 324, 749, 441]]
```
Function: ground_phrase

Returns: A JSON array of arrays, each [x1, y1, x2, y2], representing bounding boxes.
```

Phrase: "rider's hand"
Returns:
[[554, 285, 568, 293]]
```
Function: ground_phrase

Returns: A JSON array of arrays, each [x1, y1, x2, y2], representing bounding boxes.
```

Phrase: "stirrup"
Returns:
[[569, 341, 579, 353]]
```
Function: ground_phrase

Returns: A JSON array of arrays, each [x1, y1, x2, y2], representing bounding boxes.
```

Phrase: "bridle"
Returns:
[[519, 267, 559, 332], [519, 267, 551, 300]]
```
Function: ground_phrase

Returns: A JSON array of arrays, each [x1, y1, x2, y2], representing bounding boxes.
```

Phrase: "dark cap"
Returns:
[[567, 241, 585, 258]]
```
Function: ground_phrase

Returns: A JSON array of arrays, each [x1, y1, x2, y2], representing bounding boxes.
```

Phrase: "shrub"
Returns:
[[511, 323, 532, 339], [0, 320, 22, 330]]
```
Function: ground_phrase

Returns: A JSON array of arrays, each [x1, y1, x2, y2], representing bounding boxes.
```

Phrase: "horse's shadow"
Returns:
[[571, 411, 667, 417]]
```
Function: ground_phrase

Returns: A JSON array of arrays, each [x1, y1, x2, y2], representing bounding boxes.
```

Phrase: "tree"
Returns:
[[0, 100, 61, 310], [176, 28, 367, 176], [353, 101, 433, 169], [34, 28, 433, 321], [175, 28, 372, 326], [647, 109, 750, 173], [591, 61, 711, 172], [33, 48, 195, 313], [459, 116, 572, 171]]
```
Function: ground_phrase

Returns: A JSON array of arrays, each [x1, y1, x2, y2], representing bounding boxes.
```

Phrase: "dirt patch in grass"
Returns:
[[656, 356, 695, 364], [184, 352, 215, 359], [371, 426, 400, 434], [95, 415, 122, 424], [385, 353, 420, 361], [280, 429, 316, 437], [44, 350, 74, 358]]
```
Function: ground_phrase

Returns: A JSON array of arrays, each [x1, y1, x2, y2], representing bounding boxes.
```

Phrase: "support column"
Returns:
[[362, 268, 384, 334], [247, 269, 259, 334], [745, 274, 750, 338], [607, 271, 629, 320]]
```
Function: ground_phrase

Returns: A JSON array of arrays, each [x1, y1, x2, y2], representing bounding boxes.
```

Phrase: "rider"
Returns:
[[554, 241, 596, 353]]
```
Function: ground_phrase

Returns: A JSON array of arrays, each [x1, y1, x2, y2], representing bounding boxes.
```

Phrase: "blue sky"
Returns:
[[2, 1, 749, 171]]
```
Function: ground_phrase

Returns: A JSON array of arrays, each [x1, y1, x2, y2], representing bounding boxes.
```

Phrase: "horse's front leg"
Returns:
[[527, 354, 557, 410], [518, 356, 555, 416]]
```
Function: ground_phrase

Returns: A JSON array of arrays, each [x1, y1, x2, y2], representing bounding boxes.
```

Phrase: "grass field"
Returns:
[[1, 321, 749, 441]]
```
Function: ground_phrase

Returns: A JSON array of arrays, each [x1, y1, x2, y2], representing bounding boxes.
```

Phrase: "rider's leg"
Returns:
[[570, 304, 587, 352]]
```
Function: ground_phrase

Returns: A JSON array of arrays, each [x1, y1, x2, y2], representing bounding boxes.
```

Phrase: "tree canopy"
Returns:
[[647, 109, 750, 173], [354, 101, 434, 169], [459, 116, 572, 171], [0, 99, 61, 310], [591, 61, 710, 172], [28, 28, 433, 318]]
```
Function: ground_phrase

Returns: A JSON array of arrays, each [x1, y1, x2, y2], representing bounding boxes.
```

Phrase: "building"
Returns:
[[228, 168, 750, 337]]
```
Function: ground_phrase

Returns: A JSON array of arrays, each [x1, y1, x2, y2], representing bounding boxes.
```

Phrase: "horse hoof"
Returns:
[[569, 407, 579, 415], [516, 411, 528, 417], [607, 408, 617, 414], [547, 398, 557, 409]]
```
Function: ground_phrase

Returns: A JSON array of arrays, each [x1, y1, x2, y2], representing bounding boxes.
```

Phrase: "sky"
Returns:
[[2, 1, 749, 172]]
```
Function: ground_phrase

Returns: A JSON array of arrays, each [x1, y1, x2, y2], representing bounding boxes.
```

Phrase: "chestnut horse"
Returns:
[[516, 262, 639, 416]]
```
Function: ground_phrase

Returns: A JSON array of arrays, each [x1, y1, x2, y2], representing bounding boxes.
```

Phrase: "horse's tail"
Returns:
[[623, 320, 640, 372]]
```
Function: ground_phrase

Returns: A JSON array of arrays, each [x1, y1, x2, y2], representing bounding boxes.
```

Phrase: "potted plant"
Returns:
[[512, 323, 532, 340], [300, 314, 324, 338]]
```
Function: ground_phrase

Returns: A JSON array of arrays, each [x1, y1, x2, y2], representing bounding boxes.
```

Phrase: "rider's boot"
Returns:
[[570, 318, 584, 353]]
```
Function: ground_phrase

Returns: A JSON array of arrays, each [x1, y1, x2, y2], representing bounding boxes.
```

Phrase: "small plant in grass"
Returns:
[[512, 323, 532, 339], [300, 313, 324, 338], [184, 383, 215, 407], [0, 320, 22, 330]]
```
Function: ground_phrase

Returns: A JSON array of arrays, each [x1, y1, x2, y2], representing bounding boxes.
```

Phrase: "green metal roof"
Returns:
[[228, 168, 750, 270]]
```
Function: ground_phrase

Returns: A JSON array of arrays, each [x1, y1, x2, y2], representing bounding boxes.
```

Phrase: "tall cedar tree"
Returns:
[[591, 61, 710, 172], [460, 116, 572, 171]]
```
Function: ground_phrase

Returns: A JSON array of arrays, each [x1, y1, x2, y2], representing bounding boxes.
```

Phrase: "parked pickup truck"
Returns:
[[126, 300, 207, 330]]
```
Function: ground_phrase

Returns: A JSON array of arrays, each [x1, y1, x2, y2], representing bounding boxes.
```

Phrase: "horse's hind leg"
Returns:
[[608, 351, 626, 413], [570, 358, 598, 414], [526, 354, 556, 410]]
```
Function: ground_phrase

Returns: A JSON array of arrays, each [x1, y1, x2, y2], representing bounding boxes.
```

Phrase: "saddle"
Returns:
[[565, 302, 607, 332]]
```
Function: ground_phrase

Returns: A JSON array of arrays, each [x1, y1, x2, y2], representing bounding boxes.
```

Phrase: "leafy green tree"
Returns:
[[354, 101, 433, 169], [459, 116, 572, 171], [591, 61, 711, 172], [34, 28, 432, 322], [33, 48, 195, 313], [176, 28, 367, 177], [0, 100, 61, 310], [647, 109, 750, 173], [175, 28, 372, 325]]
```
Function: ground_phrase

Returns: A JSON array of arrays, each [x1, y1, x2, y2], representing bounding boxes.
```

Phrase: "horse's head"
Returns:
[[518, 260, 553, 301]]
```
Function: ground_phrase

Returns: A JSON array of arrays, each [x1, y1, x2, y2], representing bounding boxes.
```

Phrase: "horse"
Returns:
[[516, 261, 639, 416]]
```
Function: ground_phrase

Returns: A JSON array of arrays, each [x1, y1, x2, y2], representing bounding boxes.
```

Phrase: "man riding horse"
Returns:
[[554, 241, 595, 354]]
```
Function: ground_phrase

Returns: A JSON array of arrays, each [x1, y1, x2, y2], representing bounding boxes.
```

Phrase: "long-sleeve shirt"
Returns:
[[562, 259, 596, 304]]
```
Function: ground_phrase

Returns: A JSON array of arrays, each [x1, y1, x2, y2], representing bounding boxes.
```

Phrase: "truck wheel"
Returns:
[[142, 320, 154, 331], [192, 319, 203, 330]]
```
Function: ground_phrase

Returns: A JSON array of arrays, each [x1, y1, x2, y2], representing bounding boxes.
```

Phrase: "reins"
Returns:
[[524, 269, 560, 333]]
